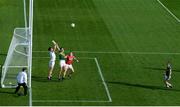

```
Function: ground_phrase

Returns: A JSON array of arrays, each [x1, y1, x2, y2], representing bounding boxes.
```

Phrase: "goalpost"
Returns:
[[1, 0, 33, 95]]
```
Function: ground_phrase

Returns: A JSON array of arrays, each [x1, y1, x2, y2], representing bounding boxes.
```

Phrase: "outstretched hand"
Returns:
[[76, 60, 79, 62], [52, 40, 57, 45]]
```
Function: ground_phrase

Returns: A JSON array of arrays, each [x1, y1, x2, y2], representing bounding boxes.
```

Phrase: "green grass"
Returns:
[[32, 58, 109, 106], [0, 0, 29, 106], [160, 0, 180, 18], [0, 0, 180, 106]]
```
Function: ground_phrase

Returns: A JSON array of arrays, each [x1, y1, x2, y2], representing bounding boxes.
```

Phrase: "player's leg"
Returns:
[[48, 68, 53, 80], [58, 67, 63, 79], [165, 75, 172, 88], [70, 65, 75, 73], [63, 65, 69, 78], [48, 61, 55, 80], [67, 65, 74, 78], [166, 80, 172, 88], [15, 83, 21, 94], [23, 83, 28, 96], [164, 75, 168, 87], [164, 80, 169, 88], [58, 61, 65, 80], [59, 67, 65, 80], [164, 79, 172, 88], [58, 61, 62, 79]]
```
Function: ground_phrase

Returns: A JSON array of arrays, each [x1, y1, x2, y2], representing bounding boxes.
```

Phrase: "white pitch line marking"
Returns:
[[157, 0, 180, 23], [32, 57, 111, 103], [94, 57, 112, 102], [33, 50, 180, 55], [32, 100, 110, 103]]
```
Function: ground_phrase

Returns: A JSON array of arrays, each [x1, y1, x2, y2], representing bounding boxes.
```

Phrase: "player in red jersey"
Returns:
[[63, 52, 79, 79]]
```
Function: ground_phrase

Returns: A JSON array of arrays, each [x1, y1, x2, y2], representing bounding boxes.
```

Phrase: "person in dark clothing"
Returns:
[[164, 61, 172, 88]]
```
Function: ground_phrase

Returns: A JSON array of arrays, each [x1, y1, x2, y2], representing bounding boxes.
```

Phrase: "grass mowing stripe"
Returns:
[[2, 66, 28, 68], [32, 51, 180, 55], [32, 57, 94, 59], [32, 100, 110, 103], [74, 51, 180, 55], [157, 0, 180, 22], [94, 58, 112, 102]]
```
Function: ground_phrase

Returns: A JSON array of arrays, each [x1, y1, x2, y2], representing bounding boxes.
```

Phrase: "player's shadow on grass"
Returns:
[[32, 76, 59, 82], [0, 90, 14, 95], [143, 67, 180, 73], [0, 53, 7, 56], [107, 81, 180, 92]]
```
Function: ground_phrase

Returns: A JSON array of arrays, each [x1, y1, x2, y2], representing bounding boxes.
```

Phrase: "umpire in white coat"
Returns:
[[15, 68, 28, 96]]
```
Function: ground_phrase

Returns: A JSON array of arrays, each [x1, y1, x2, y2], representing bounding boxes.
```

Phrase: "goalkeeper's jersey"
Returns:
[[59, 52, 66, 60]]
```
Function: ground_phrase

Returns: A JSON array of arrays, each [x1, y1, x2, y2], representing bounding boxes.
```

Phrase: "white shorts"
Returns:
[[49, 61, 55, 68], [59, 60, 66, 68], [65, 64, 74, 72]]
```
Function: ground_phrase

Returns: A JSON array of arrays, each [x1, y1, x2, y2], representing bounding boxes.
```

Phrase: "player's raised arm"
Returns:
[[52, 40, 56, 50], [53, 43, 57, 52], [56, 43, 61, 51], [52, 40, 57, 45], [74, 56, 79, 62], [52, 40, 61, 51]]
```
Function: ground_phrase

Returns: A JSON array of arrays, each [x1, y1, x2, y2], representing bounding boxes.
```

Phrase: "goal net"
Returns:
[[1, 28, 31, 88]]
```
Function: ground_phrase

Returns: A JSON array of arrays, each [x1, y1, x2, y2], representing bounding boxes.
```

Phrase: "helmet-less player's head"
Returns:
[[22, 67, 27, 72], [60, 47, 64, 52], [48, 47, 53, 52], [70, 52, 73, 56]]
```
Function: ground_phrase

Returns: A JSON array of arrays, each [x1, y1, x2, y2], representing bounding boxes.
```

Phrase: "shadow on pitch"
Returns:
[[0, 90, 14, 95], [0, 53, 7, 56], [107, 81, 180, 92], [143, 67, 180, 73], [32, 76, 60, 82]]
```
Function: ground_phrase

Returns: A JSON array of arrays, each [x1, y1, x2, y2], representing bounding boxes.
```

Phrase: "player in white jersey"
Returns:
[[47, 41, 57, 80]]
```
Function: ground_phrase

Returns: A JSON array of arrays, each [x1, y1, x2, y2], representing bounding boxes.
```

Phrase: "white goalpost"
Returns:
[[1, 0, 33, 99], [28, 0, 33, 106]]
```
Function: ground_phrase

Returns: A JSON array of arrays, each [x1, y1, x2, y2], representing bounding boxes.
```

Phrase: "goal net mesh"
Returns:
[[1, 28, 30, 88]]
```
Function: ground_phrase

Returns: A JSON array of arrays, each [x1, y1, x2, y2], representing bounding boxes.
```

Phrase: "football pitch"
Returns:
[[0, 0, 180, 106]]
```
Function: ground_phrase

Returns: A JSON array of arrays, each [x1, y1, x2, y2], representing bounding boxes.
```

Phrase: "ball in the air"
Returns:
[[71, 23, 75, 28]]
